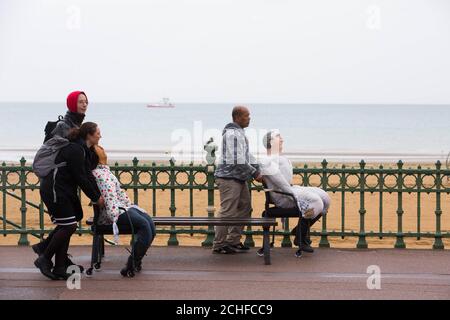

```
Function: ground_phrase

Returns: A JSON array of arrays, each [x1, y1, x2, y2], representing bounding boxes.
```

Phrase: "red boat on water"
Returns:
[[146, 98, 175, 108]]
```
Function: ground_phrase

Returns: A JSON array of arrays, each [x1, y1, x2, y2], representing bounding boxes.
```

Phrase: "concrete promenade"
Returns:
[[0, 246, 449, 300]]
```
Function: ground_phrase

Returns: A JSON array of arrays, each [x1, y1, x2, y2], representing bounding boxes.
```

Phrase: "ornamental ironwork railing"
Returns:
[[1, 156, 449, 249]]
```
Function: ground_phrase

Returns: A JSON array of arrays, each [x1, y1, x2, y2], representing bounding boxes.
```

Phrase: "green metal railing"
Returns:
[[1, 156, 449, 249]]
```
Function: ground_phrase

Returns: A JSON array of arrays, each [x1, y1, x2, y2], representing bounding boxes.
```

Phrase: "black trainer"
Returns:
[[52, 266, 73, 280], [230, 242, 250, 253], [301, 243, 314, 253], [212, 245, 236, 254], [34, 256, 57, 280], [256, 248, 264, 257], [120, 255, 136, 278], [293, 237, 314, 253]]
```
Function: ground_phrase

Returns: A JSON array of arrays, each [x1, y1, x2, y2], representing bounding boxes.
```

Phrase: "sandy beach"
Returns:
[[1, 161, 449, 249]]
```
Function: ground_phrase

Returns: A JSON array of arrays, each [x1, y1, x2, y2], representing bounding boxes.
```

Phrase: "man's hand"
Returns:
[[254, 174, 263, 183], [96, 196, 105, 208]]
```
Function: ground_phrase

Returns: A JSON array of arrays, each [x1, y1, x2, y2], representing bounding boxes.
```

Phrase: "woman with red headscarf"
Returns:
[[32, 91, 92, 273]]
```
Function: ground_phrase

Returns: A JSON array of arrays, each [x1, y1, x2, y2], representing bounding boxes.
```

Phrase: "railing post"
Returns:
[[201, 164, 216, 247], [167, 158, 179, 246], [18, 157, 29, 246], [202, 138, 217, 247], [281, 218, 292, 247], [395, 160, 406, 248], [189, 162, 194, 236], [378, 165, 384, 239], [416, 165, 422, 240], [433, 161, 444, 249], [132, 157, 139, 205], [341, 164, 346, 239], [151, 162, 157, 216], [319, 159, 330, 248], [356, 160, 368, 249], [114, 161, 119, 177]]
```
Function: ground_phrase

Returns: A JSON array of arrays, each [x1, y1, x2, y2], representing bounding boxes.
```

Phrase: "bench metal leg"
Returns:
[[263, 226, 271, 265], [295, 219, 303, 258], [93, 234, 99, 265], [87, 233, 99, 276], [100, 234, 105, 258], [271, 225, 275, 248]]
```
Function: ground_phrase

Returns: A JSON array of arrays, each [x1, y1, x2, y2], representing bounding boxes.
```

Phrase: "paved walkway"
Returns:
[[0, 246, 449, 300]]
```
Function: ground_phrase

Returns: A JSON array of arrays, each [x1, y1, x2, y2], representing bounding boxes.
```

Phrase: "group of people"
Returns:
[[32, 91, 331, 280], [212, 106, 331, 255], [33, 91, 155, 280]]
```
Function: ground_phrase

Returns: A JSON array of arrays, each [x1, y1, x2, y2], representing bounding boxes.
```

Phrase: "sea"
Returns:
[[0, 103, 449, 164]]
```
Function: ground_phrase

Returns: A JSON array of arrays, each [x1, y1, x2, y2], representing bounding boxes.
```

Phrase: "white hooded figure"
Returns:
[[259, 130, 330, 219]]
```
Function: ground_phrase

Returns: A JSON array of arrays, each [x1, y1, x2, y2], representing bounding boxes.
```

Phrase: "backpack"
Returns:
[[33, 136, 70, 202], [43, 115, 64, 143]]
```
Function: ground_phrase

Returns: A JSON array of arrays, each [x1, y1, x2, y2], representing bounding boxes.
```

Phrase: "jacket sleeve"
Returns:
[[224, 130, 259, 178], [86, 147, 100, 192], [67, 145, 101, 202], [260, 158, 292, 193]]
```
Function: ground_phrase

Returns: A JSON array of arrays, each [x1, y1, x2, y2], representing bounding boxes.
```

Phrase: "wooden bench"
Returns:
[[86, 215, 278, 275]]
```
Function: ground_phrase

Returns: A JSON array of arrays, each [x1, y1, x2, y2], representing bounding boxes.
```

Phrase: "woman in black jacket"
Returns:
[[33, 91, 91, 259], [35, 123, 105, 280]]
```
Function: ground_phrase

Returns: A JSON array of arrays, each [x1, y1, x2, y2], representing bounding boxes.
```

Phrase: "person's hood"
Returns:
[[66, 91, 87, 113], [222, 122, 243, 135]]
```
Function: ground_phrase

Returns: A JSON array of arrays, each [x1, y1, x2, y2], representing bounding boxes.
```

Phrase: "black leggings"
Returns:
[[43, 224, 77, 268], [40, 228, 57, 249]]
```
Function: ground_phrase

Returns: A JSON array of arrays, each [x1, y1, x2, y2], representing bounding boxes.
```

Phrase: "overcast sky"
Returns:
[[1, 0, 449, 104]]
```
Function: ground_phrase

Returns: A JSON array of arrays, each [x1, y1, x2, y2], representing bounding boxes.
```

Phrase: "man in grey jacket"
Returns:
[[213, 106, 262, 254]]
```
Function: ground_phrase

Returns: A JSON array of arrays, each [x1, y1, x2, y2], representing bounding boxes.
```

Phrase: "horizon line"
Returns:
[[1, 101, 450, 106]]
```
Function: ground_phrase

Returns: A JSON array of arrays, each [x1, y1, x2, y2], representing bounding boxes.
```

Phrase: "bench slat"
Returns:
[[86, 217, 277, 227], [152, 217, 277, 227]]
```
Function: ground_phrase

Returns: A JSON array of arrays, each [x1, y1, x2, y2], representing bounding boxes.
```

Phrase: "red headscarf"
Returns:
[[66, 91, 87, 113]]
